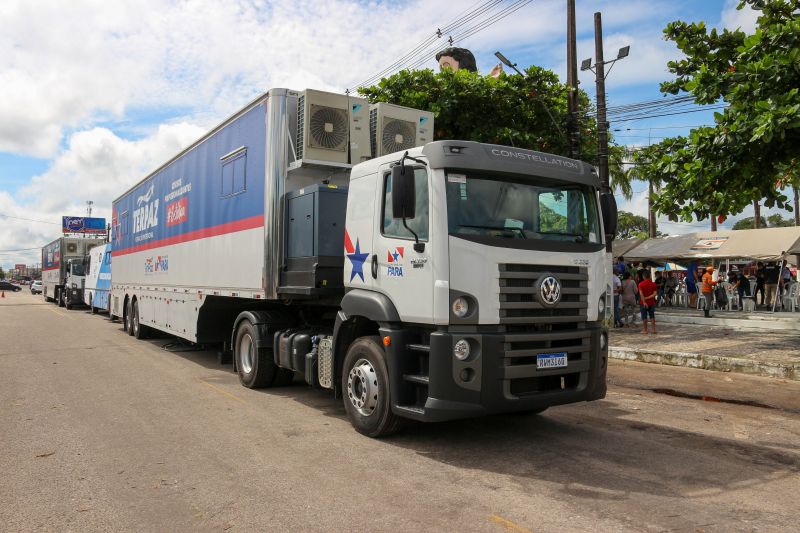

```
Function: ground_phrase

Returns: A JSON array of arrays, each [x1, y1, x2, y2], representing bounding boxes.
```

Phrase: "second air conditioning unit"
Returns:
[[369, 103, 434, 158], [296, 89, 371, 165]]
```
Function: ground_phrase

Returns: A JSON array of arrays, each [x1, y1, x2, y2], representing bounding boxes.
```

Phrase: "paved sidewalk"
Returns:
[[609, 322, 800, 380]]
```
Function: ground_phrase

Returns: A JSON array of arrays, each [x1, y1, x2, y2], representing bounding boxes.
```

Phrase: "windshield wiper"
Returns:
[[458, 224, 526, 238]]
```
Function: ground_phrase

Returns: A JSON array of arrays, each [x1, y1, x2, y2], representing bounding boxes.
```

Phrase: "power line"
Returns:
[[350, 0, 534, 91], [0, 213, 61, 225]]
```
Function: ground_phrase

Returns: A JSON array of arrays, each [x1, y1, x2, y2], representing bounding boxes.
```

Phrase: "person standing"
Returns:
[[613, 271, 623, 328], [621, 272, 638, 327], [735, 270, 751, 311], [655, 271, 666, 306], [755, 262, 766, 306], [638, 270, 658, 334], [779, 260, 792, 309], [686, 260, 698, 307], [764, 261, 780, 308], [701, 266, 717, 318]]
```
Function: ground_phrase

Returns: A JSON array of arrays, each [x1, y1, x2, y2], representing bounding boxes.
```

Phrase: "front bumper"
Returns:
[[382, 324, 608, 423], [65, 287, 84, 304]]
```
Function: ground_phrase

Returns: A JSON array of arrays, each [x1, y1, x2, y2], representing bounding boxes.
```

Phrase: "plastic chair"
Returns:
[[781, 282, 799, 312]]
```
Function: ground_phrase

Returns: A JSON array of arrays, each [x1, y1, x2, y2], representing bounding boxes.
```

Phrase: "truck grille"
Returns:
[[498, 263, 588, 324], [497, 263, 591, 397]]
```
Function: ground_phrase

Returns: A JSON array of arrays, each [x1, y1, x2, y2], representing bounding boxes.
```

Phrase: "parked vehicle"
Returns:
[[30, 280, 42, 294], [110, 88, 615, 437], [41, 237, 104, 308], [0, 281, 22, 292], [84, 242, 112, 314]]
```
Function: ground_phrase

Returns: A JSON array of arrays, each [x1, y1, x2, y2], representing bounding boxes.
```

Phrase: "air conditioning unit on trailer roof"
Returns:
[[295, 89, 371, 165], [369, 102, 434, 158]]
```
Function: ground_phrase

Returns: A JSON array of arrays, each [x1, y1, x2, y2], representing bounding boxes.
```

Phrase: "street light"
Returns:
[[494, 50, 566, 146]]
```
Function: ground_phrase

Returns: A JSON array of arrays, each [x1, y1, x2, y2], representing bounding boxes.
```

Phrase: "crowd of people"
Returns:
[[611, 257, 798, 331]]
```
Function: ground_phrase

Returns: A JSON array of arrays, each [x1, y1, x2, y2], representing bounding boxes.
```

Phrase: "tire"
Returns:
[[234, 320, 281, 388], [132, 300, 148, 339], [341, 336, 401, 438], [124, 299, 134, 335], [58, 289, 65, 307], [90, 295, 97, 314]]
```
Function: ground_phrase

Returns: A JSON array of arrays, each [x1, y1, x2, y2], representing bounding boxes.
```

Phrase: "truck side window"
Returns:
[[221, 152, 247, 197], [382, 168, 429, 241]]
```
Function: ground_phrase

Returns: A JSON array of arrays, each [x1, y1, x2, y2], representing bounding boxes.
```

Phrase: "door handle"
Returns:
[[371, 254, 378, 279]]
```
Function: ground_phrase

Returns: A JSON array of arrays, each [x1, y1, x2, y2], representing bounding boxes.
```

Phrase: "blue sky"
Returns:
[[0, 0, 772, 269]]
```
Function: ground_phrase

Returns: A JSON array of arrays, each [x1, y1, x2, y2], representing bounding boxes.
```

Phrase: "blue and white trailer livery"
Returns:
[[84, 242, 112, 314], [111, 88, 616, 437]]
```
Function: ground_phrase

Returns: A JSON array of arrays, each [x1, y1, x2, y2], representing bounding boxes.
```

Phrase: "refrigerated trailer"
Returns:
[[111, 88, 615, 437], [42, 237, 104, 308]]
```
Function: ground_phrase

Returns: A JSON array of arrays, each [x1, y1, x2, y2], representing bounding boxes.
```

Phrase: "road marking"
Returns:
[[488, 514, 533, 533], [201, 380, 247, 404], [46, 306, 74, 320]]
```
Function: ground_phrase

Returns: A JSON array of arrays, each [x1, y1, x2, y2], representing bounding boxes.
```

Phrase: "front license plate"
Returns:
[[536, 352, 568, 369]]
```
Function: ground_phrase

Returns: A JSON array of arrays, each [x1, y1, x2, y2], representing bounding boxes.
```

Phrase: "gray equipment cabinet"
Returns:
[[279, 184, 348, 298]]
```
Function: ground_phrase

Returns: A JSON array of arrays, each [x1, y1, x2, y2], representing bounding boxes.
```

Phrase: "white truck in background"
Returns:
[[110, 88, 616, 437], [41, 237, 104, 309]]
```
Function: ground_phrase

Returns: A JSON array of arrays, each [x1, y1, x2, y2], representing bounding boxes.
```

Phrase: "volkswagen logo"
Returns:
[[536, 275, 562, 306]]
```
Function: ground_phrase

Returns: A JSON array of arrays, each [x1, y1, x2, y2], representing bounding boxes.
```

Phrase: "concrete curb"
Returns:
[[656, 313, 800, 332], [609, 346, 799, 381]]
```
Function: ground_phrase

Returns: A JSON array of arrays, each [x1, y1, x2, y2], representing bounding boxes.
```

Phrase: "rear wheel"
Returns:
[[341, 336, 401, 438], [234, 320, 280, 388], [124, 299, 134, 335], [132, 300, 148, 339]]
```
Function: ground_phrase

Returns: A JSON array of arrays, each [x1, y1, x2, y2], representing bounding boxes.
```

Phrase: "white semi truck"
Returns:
[[41, 237, 104, 309], [110, 88, 616, 437]]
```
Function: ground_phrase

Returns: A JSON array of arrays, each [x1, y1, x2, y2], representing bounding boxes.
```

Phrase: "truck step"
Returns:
[[407, 344, 430, 352], [393, 405, 426, 419], [403, 374, 429, 386]]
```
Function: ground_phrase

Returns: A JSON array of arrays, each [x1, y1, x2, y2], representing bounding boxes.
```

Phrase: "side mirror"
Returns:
[[600, 192, 618, 241], [391, 164, 416, 220]]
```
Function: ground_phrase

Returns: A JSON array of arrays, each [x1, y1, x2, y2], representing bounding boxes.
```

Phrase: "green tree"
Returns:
[[732, 212, 793, 229], [616, 210, 663, 240], [732, 215, 767, 229], [359, 66, 599, 159], [0, 267, 5, 280], [652, 0, 800, 222]]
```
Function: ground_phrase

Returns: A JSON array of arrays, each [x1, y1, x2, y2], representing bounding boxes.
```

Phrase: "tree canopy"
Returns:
[[732, 212, 794, 229], [650, 0, 800, 222], [359, 66, 599, 159], [616, 210, 663, 240]]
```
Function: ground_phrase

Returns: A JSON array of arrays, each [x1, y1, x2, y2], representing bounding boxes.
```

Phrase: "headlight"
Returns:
[[598, 296, 605, 315], [452, 297, 469, 318], [453, 339, 471, 360]]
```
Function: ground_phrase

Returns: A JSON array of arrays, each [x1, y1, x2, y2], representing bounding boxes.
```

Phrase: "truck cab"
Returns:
[[63, 258, 86, 310], [333, 141, 609, 430]]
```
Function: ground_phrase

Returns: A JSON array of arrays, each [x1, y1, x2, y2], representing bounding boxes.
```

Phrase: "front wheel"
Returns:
[[341, 336, 401, 438], [58, 289, 65, 307]]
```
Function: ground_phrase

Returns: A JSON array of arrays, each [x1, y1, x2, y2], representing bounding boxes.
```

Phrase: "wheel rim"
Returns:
[[239, 333, 254, 374], [133, 305, 139, 334], [347, 358, 379, 417]]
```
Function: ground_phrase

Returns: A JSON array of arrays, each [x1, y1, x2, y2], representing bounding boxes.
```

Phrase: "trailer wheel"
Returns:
[[132, 300, 148, 340], [125, 299, 134, 335], [341, 336, 401, 438], [234, 320, 280, 388]]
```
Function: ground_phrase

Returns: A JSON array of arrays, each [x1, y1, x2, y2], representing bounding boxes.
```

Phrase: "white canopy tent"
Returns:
[[623, 227, 800, 262]]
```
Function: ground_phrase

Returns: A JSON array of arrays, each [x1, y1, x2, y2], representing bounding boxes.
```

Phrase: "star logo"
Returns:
[[387, 247, 404, 263], [345, 229, 369, 282]]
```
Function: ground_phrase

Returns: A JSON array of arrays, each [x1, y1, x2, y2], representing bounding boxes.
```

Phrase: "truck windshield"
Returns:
[[445, 171, 601, 243], [70, 263, 86, 276]]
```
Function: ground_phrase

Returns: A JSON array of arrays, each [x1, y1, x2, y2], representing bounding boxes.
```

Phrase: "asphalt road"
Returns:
[[2, 290, 798, 532]]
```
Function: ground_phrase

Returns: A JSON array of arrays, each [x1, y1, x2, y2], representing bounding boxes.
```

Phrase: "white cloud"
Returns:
[[719, 0, 759, 32], [0, 123, 204, 268]]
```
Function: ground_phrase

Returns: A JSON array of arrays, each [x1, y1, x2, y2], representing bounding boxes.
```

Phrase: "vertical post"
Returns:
[[594, 12, 609, 195], [711, 215, 718, 231], [566, 0, 580, 159]]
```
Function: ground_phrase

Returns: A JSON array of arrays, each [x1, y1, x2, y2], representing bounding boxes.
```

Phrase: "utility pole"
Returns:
[[594, 12, 609, 195], [566, 0, 580, 159]]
